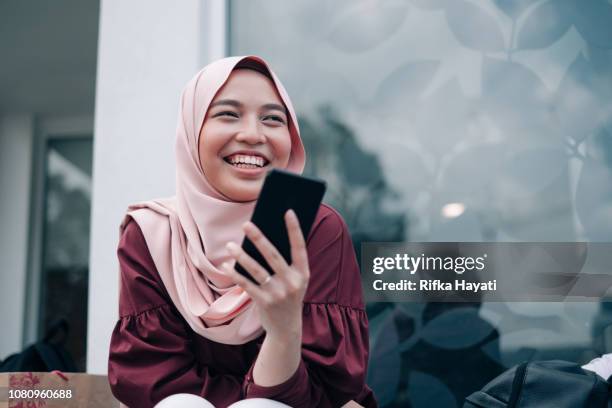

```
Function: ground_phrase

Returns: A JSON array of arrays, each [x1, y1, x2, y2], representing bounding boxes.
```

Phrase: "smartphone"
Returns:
[[235, 169, 327, 283]]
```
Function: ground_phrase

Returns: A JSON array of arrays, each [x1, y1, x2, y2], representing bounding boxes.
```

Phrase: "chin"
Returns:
[[225, 182, 262, 202], [231, 192, 259, 202]]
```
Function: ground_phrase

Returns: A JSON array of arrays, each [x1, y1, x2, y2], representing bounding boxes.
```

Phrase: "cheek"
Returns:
[[274, 132, 293, 166], [199, 124, 226, 165], [198, 126, 223, 178]]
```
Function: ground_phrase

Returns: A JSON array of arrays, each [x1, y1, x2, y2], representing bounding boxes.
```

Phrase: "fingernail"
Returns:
[[226, 242, 238, 253]]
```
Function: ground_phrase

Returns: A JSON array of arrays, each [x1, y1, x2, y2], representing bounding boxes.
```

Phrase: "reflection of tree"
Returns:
[[299, 106, 406, 255], [44, 173, 91, 269]]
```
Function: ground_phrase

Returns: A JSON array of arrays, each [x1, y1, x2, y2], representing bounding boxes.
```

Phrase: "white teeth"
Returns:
[[227, 154, 265, 167]]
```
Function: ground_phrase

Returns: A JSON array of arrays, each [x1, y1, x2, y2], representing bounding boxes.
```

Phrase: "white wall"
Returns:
[[88, 0, 227, 373], [0, 114, 33, 359]]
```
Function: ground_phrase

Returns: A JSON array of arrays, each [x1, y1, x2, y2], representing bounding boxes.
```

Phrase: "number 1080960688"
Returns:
[[8, 388, 73, 400]]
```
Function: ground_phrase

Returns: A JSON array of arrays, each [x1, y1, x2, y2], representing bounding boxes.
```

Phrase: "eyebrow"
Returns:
[[209, 99, 287, 114]]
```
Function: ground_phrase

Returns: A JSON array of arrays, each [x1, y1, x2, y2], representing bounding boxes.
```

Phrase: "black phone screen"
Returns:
[[235, 169, 326, 283]]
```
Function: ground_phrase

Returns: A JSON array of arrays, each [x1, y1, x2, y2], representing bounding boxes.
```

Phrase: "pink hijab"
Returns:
[[120, 56, 305, 345]]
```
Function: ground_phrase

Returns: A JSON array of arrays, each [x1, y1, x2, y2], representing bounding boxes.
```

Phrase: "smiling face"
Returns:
[[198, 68, 292, 202]]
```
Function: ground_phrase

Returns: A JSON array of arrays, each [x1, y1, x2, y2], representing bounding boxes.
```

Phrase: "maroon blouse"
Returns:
[[108, 204, 378, 408]]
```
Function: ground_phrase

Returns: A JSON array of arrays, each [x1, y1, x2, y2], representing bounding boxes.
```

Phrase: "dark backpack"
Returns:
[[464, 360, 612, 408], [0, 318, 77, 372]]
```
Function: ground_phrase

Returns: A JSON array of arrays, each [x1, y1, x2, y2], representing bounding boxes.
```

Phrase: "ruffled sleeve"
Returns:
[[241, 205, 378, 408], [108, 219, 246, 408]]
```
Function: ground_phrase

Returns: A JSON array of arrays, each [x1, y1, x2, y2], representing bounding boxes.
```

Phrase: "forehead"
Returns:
[[212, 69, 284, 103]]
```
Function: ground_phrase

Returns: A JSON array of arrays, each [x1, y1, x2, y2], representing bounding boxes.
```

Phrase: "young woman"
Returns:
[[108, 56, 378, 408]]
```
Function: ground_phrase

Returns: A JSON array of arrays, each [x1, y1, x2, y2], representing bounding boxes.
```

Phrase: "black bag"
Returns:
[[464, 360, 612, 408], [0, 318, 77, 372]]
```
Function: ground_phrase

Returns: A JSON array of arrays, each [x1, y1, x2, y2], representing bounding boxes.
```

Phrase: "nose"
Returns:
[[235, 116, 266, 144]]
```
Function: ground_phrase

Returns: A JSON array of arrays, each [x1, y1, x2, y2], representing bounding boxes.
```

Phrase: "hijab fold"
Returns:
[[120, 56, 305, 345]]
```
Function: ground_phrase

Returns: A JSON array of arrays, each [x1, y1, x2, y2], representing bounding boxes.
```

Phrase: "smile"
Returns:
[[224, 153, 269, 169]]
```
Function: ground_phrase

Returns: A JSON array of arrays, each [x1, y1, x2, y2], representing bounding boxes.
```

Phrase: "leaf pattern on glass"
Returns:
[[373, 60, 440, 109], [575, 154, 612, 241], [367, 309, 401, 407], [481, 57, 559, 143], [407, 371, 458, 408], [327, 0, 410, 53], [516, 0, 573, 50], [574, 0, 612, 48], [445, 0, 506, 52], [555, 54, 612, 143], [494, 0, 536, 20], [419, 306, 497, 349]]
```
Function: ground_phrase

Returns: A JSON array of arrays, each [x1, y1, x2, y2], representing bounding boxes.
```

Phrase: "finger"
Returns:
[[220, 262, 268, 302], [226, 242, 271, 285], [285, 210, 309, 273], [242, 221, 290, 277]]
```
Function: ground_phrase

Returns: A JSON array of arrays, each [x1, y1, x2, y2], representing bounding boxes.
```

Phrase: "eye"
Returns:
[[262, 114, 286, 124], [214, 111, 239, 119]]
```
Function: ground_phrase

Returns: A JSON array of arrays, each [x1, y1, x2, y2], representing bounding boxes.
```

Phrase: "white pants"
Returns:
[[583, 353, 612, 379], [153, 393, 293, 408]]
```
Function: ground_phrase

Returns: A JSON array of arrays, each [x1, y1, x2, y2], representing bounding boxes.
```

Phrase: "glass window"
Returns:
[[40, 137, 92, 371], [230, 1, 612, 406]]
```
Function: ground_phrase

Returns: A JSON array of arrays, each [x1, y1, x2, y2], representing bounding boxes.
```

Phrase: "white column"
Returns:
[[88, 0, 228, 373], [0, 114, 33, 359]]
